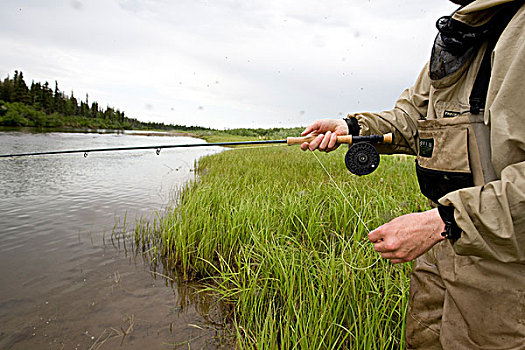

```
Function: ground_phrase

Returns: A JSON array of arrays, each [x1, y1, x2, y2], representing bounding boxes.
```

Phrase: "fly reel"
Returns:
[[286, 132, 391, 176], [345, 142, 380, 176]]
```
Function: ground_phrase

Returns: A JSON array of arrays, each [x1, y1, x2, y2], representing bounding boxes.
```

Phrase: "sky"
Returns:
[[0, 0, 458, 129]]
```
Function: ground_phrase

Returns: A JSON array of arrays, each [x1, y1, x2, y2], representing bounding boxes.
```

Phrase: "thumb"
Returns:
[[301, 122, 319, 136]]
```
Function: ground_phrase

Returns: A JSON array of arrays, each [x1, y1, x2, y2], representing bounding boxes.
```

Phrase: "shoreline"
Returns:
[[0, 126, 197, 137]]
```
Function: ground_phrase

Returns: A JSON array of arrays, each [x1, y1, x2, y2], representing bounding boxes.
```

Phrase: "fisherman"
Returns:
[[301, 0, 525, 348]]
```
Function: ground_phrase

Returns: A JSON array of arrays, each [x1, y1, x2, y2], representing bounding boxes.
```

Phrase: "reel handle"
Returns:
[[286, 133, 393, 146]]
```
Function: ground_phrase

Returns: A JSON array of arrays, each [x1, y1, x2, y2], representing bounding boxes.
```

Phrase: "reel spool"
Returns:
[[345, 142, 380, 176]]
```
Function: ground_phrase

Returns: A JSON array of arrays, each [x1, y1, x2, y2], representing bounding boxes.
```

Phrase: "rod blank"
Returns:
[[0, 133, 393, 158]]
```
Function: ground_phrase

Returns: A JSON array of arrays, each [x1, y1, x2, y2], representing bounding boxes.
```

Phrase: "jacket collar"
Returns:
[[453, 0, 519, 26]]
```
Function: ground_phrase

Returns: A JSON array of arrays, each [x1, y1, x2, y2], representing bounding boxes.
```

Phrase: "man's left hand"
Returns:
[[368, 208, 447, 264]]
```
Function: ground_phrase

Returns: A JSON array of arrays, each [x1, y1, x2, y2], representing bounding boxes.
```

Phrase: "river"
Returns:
[[0, 130, 232, 349]]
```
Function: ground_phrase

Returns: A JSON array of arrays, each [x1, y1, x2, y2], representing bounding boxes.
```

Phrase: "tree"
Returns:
[[65, 91, 77, 116], [13, 71, 30, 104], [30, 81, 42, 107], [0, 76, 15, 101], [42, 81, 53, 113], [90, 101, 99, 118], [53, 81, 66, 114]]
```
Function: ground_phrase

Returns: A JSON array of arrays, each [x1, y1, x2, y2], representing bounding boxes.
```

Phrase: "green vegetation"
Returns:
[[0, 71, 305, 139], [0, 70, 210, 130], [194, 127, 305, 143], [136, 145, 427, 349], [0, 71, 164, 129]]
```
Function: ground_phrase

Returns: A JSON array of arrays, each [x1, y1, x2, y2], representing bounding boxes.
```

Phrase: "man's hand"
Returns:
[[300, 119, 349, 152], [368, 208, 447, 264]]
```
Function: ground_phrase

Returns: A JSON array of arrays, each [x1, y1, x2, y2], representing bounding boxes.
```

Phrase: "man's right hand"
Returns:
[[300, 119, 349, 152]]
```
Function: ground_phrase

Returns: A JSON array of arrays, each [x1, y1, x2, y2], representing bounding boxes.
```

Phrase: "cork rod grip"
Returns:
[[286, 133, 393, 146], [286, 135, 353, 145]]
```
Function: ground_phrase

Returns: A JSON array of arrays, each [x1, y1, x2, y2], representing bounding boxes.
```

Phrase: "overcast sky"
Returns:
[[0, 0, 457, 129]]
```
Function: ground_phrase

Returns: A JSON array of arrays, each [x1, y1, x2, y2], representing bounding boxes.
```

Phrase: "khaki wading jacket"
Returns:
[[349, 0, 525, 263]]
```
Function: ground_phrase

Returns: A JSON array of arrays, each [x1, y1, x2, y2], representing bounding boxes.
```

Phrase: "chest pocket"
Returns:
[[415, 114, 474, 203]]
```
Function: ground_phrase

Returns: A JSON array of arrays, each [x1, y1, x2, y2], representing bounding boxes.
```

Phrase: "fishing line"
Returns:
[[311, 151, 370, 233], [341, 240, 380, 271], [310, 151, 380, 271], [173, 141, 381, 270]]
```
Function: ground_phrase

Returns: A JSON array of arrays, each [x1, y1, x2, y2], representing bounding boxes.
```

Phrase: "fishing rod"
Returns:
[[0, 133, 393, 176]]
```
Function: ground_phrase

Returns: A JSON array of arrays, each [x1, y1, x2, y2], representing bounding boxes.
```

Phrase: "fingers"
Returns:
[[328, 132, 338, 150], [299, 134, 323, 151], [368, 227, 382, 243], [369, 225, 401, 261], [389, 259, 405, 265], [301, 132, 341, 152], [372, 240, 408, 263], [319, 131, 331, 151], [381, 253, 409, 264], [308, 134, 324, 151], [300, 119, 349, 151]]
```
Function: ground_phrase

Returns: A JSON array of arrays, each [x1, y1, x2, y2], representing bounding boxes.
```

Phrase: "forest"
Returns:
[[0, 71, 209, 131]]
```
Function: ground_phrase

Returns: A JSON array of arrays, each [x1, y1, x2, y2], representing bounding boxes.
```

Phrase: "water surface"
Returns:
[[0, 131, 231, 349]]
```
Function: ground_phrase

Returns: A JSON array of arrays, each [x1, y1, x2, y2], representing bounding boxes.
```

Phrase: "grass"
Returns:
[[191, 127, 305, 144], [135, 143, 428, 349]]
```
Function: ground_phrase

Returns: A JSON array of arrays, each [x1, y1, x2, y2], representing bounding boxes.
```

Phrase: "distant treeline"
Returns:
[[0, 71, 303, 137], [0, 71, 212, 131]]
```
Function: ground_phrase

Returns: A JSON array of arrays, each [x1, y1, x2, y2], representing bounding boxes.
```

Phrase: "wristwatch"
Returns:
[[438, 205, 462, 240]]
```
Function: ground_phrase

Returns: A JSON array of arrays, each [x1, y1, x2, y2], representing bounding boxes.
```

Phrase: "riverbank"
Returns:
[[135, 144, 427, 348]]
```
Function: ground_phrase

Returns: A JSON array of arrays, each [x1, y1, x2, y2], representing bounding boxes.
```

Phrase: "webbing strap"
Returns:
[[469, 2, 522, 114], [468, 2, 521, 184]]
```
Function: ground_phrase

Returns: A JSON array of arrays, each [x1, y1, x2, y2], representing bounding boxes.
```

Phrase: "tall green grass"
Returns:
[[135, 145, 428, 349]]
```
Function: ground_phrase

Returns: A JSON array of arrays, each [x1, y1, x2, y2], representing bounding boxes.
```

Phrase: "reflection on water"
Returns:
[[0, 131, 233, 349]]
